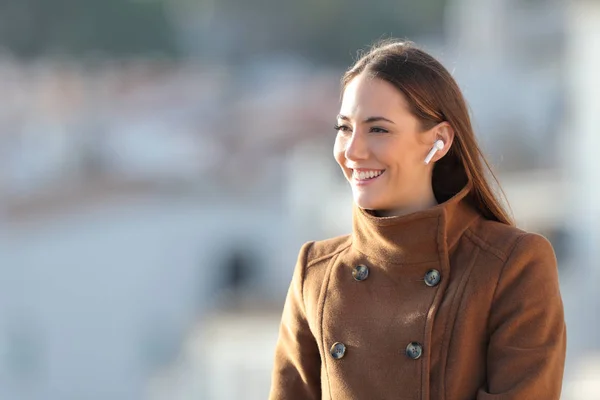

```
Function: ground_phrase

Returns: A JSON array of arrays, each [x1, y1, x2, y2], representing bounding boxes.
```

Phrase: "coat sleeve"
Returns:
[[477, 233, 567, 399], [269, 241, 321, 400]]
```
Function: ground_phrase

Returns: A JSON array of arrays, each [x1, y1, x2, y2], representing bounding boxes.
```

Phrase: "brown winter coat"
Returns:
[[269, 183, 566, 399]]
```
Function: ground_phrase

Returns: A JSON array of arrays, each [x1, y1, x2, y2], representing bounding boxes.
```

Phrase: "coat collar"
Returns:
[[351, 182, 481, 265]]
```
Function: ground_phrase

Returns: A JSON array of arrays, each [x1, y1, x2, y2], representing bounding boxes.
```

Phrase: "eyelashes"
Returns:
[[333, 124, 351, 132], [370, 127, 389, 133], [333, 124, 389, 134]]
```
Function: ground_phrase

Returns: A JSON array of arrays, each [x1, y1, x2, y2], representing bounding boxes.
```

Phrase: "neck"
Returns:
[[372, 185, 438, 218]]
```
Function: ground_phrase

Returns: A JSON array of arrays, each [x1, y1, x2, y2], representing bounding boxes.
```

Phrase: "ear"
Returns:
[[430, 122, 454, 162]]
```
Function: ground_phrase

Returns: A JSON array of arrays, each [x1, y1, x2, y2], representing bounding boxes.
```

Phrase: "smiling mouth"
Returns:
[[352, 169, 385, 182]]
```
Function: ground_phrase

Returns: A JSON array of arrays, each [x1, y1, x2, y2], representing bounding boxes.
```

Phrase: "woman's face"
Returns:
[[334, 73, 439, 212]]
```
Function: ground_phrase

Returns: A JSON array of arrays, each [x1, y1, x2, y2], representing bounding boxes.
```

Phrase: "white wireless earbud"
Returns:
[[424, 139, 445, 165]]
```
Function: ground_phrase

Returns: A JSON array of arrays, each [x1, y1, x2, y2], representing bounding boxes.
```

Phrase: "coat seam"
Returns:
[[464, 228, 508, 262], [486, 232, 528, 336], [319, 251, 341, 400], [307, 240, 352, 269], [440, 238, 481, 400]]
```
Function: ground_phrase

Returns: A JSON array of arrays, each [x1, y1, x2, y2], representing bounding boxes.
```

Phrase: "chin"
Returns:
[[353, 194, 385, 211]]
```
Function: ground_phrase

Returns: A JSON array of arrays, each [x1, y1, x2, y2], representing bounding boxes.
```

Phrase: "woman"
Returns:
[[269, 40, 566, 400]]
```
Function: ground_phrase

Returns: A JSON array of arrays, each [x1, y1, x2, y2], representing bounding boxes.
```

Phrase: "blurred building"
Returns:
[[0, 58, 345, 399], [445, 0, 566, 171]]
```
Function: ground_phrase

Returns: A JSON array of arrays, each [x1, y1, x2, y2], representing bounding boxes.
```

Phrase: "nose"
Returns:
[[345, 132, 369, 162]]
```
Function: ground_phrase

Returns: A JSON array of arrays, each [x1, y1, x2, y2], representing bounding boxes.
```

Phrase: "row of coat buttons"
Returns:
[[352, 264, 442, 287], [342, 264, 433, 363], [329, 342, 423, 360]]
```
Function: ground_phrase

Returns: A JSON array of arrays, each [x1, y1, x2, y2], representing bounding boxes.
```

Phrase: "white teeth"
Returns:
[[354, 170, 383, 180]]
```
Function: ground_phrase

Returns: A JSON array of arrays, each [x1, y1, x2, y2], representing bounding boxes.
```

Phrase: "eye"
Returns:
[[334, 124, 351, 133], [370, 126, 389, 134]]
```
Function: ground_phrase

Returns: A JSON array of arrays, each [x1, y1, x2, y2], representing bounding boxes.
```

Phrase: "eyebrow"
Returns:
[[337, 114, 396, 124]]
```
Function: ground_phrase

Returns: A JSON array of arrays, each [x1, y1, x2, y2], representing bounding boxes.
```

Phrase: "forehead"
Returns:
[[340, 73, 410, 118]]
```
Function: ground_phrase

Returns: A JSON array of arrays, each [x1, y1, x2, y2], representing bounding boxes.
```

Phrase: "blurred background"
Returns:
[[0, 0, 598, 398]]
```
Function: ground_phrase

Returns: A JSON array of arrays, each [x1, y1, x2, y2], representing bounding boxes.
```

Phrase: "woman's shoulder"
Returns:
[[299, 234, 352, 269], [468, 217, 556, 265]]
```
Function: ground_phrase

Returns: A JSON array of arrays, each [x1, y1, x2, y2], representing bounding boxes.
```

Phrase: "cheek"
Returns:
[[378, 140, 420, 170], [333, 136, 346, 166], [373, 142, 402, 169]]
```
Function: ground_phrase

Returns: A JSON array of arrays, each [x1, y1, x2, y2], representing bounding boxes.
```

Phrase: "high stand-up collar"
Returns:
[[351, 182, 481, 265]]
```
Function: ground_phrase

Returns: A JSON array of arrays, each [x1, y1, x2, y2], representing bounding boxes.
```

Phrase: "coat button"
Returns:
[[424, 269, 441, 287], [330, 342, 346, 360], [352, 264, 369, 281], [405, 342, 423, 360]]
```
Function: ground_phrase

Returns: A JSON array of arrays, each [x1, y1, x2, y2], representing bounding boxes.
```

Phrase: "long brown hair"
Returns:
[[342, 39, 513, 225]]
